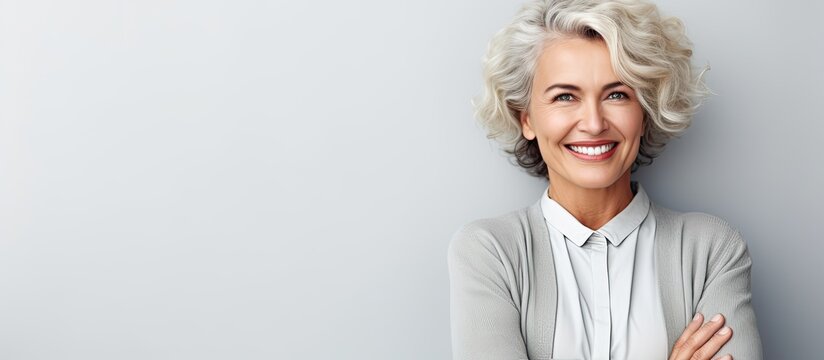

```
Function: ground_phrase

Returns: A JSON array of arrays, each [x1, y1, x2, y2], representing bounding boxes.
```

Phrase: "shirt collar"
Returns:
[[539, 181, 651, 247]]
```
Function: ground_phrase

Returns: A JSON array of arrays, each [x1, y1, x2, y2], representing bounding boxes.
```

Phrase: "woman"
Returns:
[[447, 0, 762, 359]]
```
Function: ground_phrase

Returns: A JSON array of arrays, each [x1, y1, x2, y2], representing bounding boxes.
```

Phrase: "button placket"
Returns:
[[589, 232, 611, 360]]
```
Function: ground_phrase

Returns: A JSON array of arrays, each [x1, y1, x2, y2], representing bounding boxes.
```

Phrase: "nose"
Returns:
[[577, 100, 609, 135]]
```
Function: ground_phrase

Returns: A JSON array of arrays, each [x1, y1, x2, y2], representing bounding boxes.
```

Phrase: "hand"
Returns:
[[669, 313, 734, 360]]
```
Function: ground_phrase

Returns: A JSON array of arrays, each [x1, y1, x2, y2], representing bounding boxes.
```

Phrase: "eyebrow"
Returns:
[[543, 81, 625, 94]]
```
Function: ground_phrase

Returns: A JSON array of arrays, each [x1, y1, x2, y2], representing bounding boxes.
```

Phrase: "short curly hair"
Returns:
[[474, 0, 709, 178]]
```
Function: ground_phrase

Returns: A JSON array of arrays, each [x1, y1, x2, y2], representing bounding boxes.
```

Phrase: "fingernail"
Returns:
[[693, 313, 702, 322], [717, 326, 730, 335], [711, 314, 723, 323], [720, 354, 732, 360]]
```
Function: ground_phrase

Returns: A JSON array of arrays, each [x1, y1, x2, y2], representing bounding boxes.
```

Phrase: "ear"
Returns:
[[519, 110, 536, 140]]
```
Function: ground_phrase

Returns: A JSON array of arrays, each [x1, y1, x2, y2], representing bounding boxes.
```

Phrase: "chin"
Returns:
[[566, 168, 627, 190], [570, 178, 620, 190]]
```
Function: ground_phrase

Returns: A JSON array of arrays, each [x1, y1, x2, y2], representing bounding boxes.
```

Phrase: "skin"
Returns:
[[520, 36, 644, 230], [519, 36, 734, 360]]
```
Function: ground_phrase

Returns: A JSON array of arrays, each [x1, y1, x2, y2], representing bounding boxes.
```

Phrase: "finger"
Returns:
[[693, 326, 732, 360], [713, 354, 733, 360], [670, 313, 704, 357], [675, 313, 727, 360]]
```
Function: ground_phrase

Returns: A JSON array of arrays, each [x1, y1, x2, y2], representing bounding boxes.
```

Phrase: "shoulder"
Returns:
[[447, 204, 534, 267], [652, 203, 748, 265]]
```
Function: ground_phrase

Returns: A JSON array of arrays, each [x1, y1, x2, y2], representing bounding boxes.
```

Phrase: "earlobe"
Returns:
[[520, 111, 536, 140]]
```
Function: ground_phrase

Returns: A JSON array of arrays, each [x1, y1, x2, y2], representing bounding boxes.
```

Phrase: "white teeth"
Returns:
[[570, 143, 615, 156]]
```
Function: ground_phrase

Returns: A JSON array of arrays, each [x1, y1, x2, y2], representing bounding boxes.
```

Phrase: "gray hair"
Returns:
[[474, 0, 709, 177]]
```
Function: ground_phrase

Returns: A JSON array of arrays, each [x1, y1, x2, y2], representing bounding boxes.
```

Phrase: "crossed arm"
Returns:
[[447, 224, 763, 360]]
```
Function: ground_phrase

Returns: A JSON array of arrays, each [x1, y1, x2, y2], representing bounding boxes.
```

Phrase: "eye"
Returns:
[[607, 91, 629, 100], [554, 93, 575, 102]]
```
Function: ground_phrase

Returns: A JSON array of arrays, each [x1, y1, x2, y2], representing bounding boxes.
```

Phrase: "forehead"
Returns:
[[533, 37, 618, 85]]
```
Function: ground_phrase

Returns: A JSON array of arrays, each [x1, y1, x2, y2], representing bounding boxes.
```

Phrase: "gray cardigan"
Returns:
[[447, 200, 763, 360]]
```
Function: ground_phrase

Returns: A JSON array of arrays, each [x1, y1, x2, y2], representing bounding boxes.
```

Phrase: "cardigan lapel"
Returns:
[[527, 200, 557, 359], [651, 202, 688, 352]]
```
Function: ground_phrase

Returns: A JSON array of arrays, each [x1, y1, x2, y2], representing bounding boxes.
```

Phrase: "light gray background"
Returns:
[[0, 0, 820, 359]]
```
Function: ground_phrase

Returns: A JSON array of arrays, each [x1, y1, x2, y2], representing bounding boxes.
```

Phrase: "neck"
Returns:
[[546, 170, 634, 230]]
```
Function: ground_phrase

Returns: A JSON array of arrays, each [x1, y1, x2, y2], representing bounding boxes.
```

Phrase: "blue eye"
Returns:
[[555, 93, 575, 102], [607, 92, 628, 100]]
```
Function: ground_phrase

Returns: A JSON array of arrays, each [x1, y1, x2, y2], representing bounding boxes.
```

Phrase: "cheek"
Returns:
[[607, 107, 644, 139], [533, 110, 576, 142]]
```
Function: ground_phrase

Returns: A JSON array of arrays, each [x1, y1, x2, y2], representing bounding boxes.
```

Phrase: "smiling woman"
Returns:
[[521, 37, 645, 209], [448, 0, 763, 359]]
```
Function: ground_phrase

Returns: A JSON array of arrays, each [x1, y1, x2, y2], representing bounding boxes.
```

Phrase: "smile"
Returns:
[[564, 142, 618, 160]]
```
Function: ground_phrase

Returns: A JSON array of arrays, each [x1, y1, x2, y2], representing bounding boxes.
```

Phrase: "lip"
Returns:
[[565, 140, 617, 146], [564, 142, 619, 161]]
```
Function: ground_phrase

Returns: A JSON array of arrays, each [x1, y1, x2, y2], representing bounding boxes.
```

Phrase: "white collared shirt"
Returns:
[[540, 181, 668, 360]]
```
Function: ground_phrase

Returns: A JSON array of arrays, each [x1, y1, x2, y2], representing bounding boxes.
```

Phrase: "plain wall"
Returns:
[[0, 0, 820, 359]]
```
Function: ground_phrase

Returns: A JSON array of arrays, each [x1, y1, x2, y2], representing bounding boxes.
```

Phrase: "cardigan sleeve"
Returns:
[[694, 228, 763, 359], [447, 222, 529, 360]]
